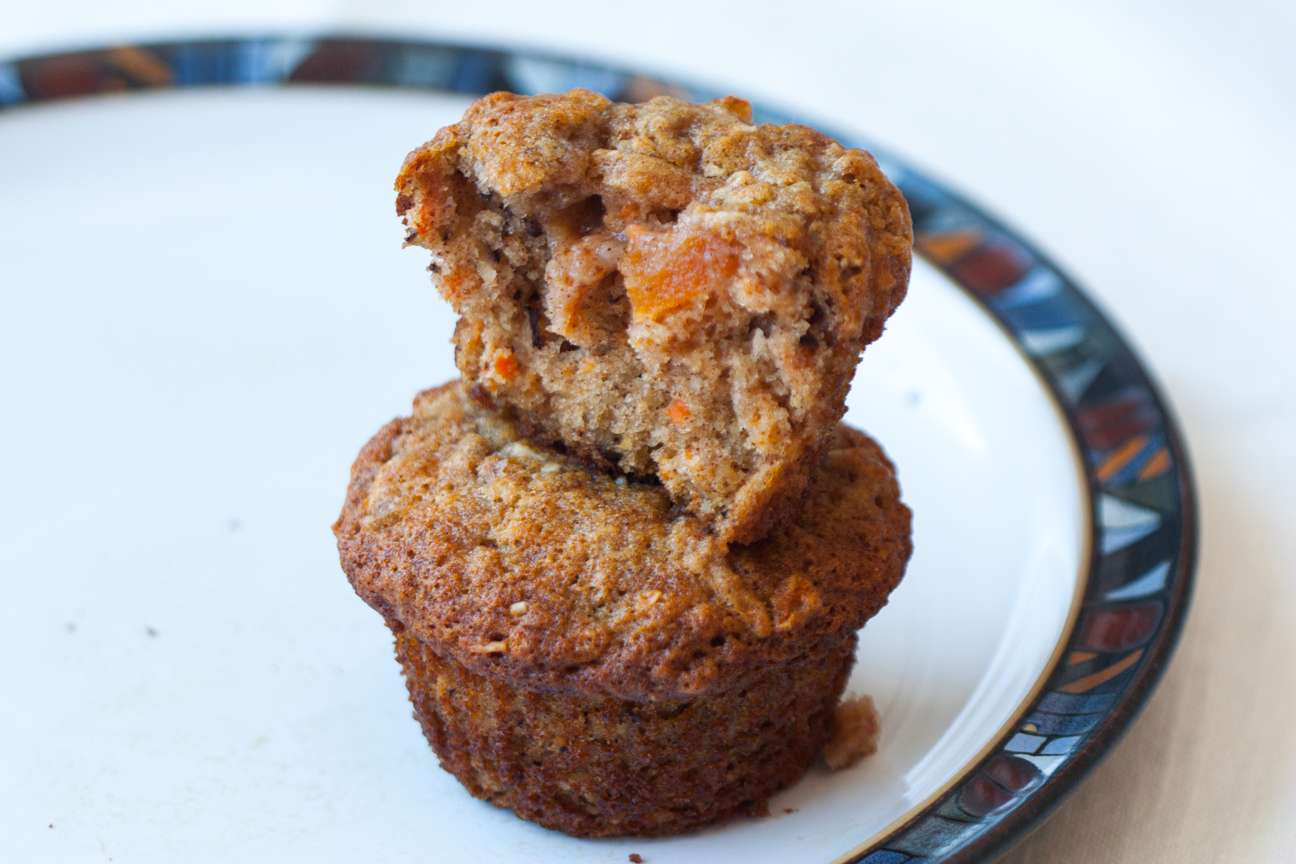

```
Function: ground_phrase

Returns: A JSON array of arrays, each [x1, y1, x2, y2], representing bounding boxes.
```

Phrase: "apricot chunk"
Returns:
[[620, 225, 739, 323]]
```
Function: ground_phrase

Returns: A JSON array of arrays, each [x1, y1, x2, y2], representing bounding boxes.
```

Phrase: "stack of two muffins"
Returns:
[[334, 90, 915, 838]]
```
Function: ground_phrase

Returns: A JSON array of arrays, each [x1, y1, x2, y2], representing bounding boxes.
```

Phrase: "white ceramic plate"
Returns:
[[0, 42, 1195, 863]]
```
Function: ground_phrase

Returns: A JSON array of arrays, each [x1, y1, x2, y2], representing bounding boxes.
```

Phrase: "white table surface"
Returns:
[[2, 3, 1293, 862]]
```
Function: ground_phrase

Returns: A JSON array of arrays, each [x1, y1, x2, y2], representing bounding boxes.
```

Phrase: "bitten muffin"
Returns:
[[396, 90, 913, 545], [333, 381, 912, 836]]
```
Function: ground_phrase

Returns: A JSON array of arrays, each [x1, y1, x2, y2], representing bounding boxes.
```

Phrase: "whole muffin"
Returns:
[[396, 90, 913, 545], [333, 382, 912, 836]]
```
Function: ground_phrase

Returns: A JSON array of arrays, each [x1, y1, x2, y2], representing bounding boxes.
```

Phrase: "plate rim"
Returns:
[[879, 173, 1197, 864], [0, 35, 1199, 864]]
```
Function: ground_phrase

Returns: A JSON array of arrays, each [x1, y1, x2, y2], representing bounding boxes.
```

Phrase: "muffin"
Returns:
[[396, 89, 913, 545], [333, 381, 912, 836]]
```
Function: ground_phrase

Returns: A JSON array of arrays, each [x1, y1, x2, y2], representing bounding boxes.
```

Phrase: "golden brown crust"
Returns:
[[395, 622, 855, 837], [333, 381, 912, 700], [396, 90, 913, 545]]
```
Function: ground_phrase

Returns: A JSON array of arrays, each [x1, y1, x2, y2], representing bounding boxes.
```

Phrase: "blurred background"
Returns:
[[2, 2, 1293, 862]]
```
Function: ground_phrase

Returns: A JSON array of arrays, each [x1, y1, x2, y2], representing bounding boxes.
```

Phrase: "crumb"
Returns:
[[822, 694, 880, 770], [145, 627, 158, 637], [783, 807, 798, 814], [629, 855, 644, 863], [48, 824, 53, 828]]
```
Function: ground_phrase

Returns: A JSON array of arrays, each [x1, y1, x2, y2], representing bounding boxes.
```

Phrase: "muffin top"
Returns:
[[335, 381, 911, 700], [395, 90, 913, 546]]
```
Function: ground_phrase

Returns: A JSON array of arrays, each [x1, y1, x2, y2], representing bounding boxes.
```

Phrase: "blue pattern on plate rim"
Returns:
[[0, 36, 1196, 863]]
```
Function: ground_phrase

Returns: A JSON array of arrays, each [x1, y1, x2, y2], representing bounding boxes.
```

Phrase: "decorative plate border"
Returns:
[[0, 36, 1197, 863]]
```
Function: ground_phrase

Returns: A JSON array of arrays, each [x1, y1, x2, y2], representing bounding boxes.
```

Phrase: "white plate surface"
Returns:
[[0, 88, 1085, 863]]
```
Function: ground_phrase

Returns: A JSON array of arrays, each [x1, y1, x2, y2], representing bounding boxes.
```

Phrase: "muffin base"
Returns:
[[392, 621, 856, 838]]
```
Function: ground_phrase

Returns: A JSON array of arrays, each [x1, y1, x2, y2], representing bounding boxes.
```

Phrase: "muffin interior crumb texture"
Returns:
[[822, 693, 881, 770], [396, 89, 912, 544]]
